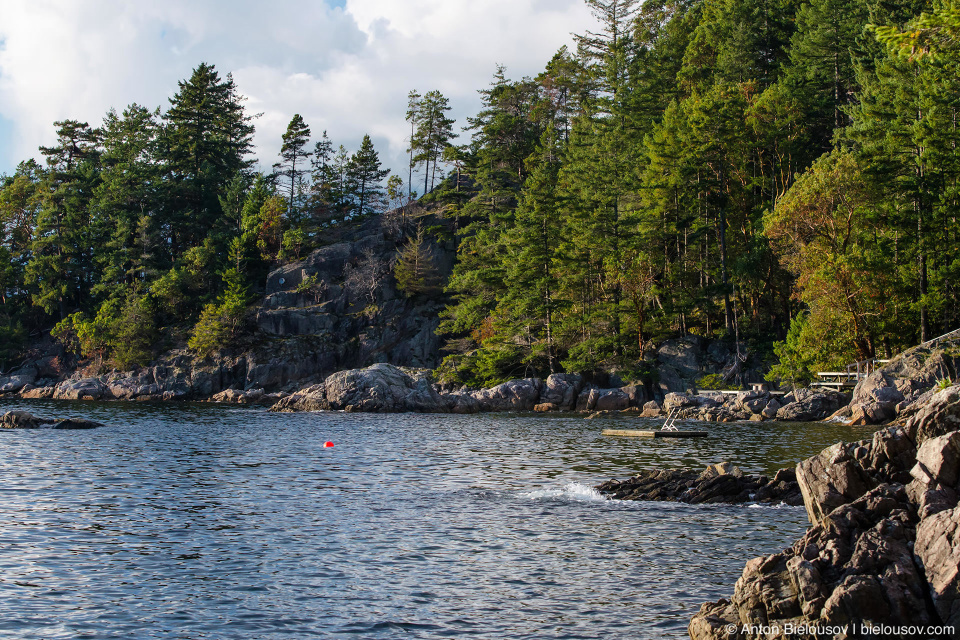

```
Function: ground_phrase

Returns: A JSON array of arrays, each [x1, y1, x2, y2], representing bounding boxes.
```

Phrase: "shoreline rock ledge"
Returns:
[[266, 362, 855, 421], [596, 462, 803, 506], [688, 384, 960, 640]]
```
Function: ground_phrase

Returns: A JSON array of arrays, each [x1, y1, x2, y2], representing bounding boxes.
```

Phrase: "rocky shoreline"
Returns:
[[680, 386, 960, 639], [2, 334, 955, 429], [594, 385, 960, 637]]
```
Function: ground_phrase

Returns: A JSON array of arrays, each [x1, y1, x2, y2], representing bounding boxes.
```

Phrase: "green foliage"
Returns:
[[765, 313, 818, 387], [162, 63, 255, 248], [874, 2, 960, 60], [409, 90, 456, 195], [394, 226, 442, 297], [188, 303, 234, 358], [275, 114, 313, 223], [51, 291, 157, 368], [4, 7, 960, 386], [696, 373, 737, 391], [0, 317, 26, 367], [188, 246, 251, 357], [347, 134, 390, 218], [281, 227, 306, 261], [187, 283, 248, 358]]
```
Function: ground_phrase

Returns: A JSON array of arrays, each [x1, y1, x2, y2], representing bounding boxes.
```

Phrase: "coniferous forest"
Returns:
[[1, 0, 958, 389]]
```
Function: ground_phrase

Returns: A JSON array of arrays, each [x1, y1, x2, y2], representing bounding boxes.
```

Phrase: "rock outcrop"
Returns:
[[467, 378, 544, 412], [843, 333, 960, 426], [539, 373, 585, 410], [689, 384, 960, 639], [272, 364, 449, 413], [597, 463, 803, 506], [655, 335, 766, 393]]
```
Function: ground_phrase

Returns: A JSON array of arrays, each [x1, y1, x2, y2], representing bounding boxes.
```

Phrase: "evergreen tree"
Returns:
[[346, 135, 390, 218], [411, 90, 456, 194], [394, 225, 442, 297], [0, 161, 43, 310], [405, 90, 422, 199], [94, 104, 162, 292], [274, 113, 312, 223], [498, 130, 565, 373], [308, 130, 337, 226], [26, 120, 102, 319], [162, 63, 255, 251]]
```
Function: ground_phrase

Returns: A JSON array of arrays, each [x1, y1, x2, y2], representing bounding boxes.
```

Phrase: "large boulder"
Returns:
[[776, 388, 849, 422], [907, 430, 960, 521], [270, 384, 329, 412], [1, 411, 99, 429], [1, 410, 47, 428], [445, 392, 481, 414], [905, 385, 960, 444], [690, 484, 937, 639], [848, 400, 897, 426], [323, 364, 447, 412], [796, 427, 915, 526], [539, 373, 584, 410], [594, 389, 630, 412], [663, 392, 697, 410], [470, 378, 543, 412], [853, 339, 960, 407], [0, 367, 38, 393], [20, 386, 55, 399], [736, 390, 770, 414], [52, 378, 106, 400], [915, 504, 960, 628]]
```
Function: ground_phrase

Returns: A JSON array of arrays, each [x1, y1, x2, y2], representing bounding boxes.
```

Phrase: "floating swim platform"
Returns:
[[601, 429, 708, 439]]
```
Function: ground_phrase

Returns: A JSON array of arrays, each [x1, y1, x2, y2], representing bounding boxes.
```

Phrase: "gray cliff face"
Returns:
[[689, 385, 960, 640], [654, 336, 766, 394], [255, 216, 450, 374], [2, 215, 455, 402]]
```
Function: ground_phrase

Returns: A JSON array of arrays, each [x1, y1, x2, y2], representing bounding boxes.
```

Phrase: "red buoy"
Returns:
[[323, 441, 335, 448]]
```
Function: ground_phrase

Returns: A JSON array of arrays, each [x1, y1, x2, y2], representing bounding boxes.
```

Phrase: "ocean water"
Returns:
[[0, 400, 879, 639]]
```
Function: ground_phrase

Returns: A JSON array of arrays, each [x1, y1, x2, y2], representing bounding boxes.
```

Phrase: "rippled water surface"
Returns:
[[0, 400, 879, 639]]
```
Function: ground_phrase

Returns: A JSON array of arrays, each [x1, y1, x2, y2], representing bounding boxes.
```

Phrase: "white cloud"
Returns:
[[0, 0, 597, 181]]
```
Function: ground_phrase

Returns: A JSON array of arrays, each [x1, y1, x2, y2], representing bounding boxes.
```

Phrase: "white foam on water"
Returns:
[[747, 502, 802, 510], [521, 482, 608, 503]]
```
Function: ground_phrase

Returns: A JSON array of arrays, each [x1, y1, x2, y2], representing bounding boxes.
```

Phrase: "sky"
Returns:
[[0, 0, 598, 185]]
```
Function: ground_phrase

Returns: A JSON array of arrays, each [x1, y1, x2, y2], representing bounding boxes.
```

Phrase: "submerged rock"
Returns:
[[51, 418, 102, 429], [1, 410, 101, 430], [596, 463, 802, 506], [1, 410, 49, 428]]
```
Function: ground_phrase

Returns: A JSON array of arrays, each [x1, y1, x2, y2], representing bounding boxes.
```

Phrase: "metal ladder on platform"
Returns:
[[662, 407, 680, 431]]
